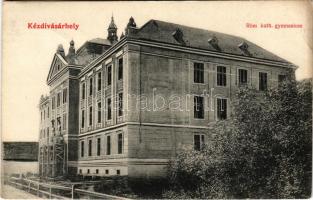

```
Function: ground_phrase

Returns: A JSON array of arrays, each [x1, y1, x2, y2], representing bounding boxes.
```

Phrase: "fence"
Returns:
[[6, 176, 130, 199]]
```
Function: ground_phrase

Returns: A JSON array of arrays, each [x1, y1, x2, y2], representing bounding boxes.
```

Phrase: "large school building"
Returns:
[[38, 17, 295, 178]]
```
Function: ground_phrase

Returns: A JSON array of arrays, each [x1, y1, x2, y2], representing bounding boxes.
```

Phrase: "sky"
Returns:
[[2, 1, 312, 141]]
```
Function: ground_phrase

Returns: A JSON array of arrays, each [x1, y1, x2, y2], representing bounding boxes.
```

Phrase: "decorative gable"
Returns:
[[46, 53, 68, 83]]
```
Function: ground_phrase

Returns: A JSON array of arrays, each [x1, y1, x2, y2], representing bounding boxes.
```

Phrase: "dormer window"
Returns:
[[238, 42, 248, 51], [172, 28, 185, 45], [208, 36, 220, 51], [238, 42, 251, 56]]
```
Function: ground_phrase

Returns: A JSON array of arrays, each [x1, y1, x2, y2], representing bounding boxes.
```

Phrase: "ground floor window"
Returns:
[[117, 133, 123, 154], [217, 98, 227, 120], [194, 134, 205, 151]]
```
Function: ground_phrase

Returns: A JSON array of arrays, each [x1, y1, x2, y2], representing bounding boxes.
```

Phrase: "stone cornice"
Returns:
[[77, 37, 297, 80]]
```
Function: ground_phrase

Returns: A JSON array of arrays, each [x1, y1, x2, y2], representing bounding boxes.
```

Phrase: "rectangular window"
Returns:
[[47, 107, 49, 118], [259, 72, 268, 91], [89, 106, 93, 126], [217, 98, 227, 120], [63, 88, 67, 103], [52, 96, 56, 109], [97, 138, 101, 156], [87, 169, 90, 174], [63, 114, 66, 130], [82, 83, 86, 99], [194, 62, 204, 83], [80, 141, 84, 157], [105, 169, 109, 174], [89, 78, 93, 96], [88, 139, 92, 156], [107, 65, 112, 86], [116, 170, 121, 175], [97, 102, 101, 123], [96, 169, 99, 174], [217, 66, 227, 86], [194, 96, 204, 119], [57, 93, 61, 107], [107, 98, 112, 120], [44, 110, 45, 120], [238, 69, 248, 85], [79, 169, 82, 174], [81, 110, 85, 128], [118, 58, 123, 80], [57, 117, 61, 131], [97, 72, 102, 91], [118, 133, 123, 154], [278, 74, 287, 83], [194, 134, 205, 151], [118, 93, 123, 116], [106, 135, 111, 155]]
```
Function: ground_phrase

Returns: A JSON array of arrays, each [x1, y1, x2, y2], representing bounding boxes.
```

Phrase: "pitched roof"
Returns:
[[131, 19, 290, 63], [88, 38, 112, 46]]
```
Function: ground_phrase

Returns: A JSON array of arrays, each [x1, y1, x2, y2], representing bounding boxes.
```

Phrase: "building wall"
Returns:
[[74, 42, 293, 177], [77, 125, 128, 176], [126, 45, 293, 127]]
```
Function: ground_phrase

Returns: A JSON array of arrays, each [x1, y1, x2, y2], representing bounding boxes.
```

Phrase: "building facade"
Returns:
[[38, 17, 296, 178]]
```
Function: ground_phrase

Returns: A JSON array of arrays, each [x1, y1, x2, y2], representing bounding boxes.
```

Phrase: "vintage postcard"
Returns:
[[1, 1, 312, 199]]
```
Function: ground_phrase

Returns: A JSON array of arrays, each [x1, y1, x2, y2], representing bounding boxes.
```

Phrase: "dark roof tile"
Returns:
[[133, 20, 289, 63]]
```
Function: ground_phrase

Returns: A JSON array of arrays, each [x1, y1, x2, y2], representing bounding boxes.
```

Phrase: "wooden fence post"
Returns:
[[37, 182, 40, 196], [71, 184, 75, 199]]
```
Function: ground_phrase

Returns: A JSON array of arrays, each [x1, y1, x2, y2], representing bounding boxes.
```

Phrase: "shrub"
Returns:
[[163, 79, 312, 199]]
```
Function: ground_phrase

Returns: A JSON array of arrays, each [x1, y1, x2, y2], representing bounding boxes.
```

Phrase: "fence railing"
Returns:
[[6, 176, 130, 199]]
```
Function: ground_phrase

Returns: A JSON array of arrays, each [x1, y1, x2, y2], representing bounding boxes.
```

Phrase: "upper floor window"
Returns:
[[97, 102, 101, 123], [107, 98, 112, 120], [118, 58, 123, 80], [118, 133, 124, 154], [238, 69, 248, 85], [47, 107, 49, 118], [57, 93, 61, 107], [97, 72, 102, 91], [89, 106, 93, 126], [52, 96, 56, 109], [63, 88, 67, 103], [89, 78, 93, 96], [118, 93, 123, 116], [217, 66, 226, 86], [194, 134, 205, 151], [80, 141, 84, 157], [81, 83, 86, 100], [259, 72, 268, 91], [107, 65, 112, 86], [217, 98, 227, 120], [194, 62, 204, 83], [63, 113, 67, 130], [194, 96, 204, 119]]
